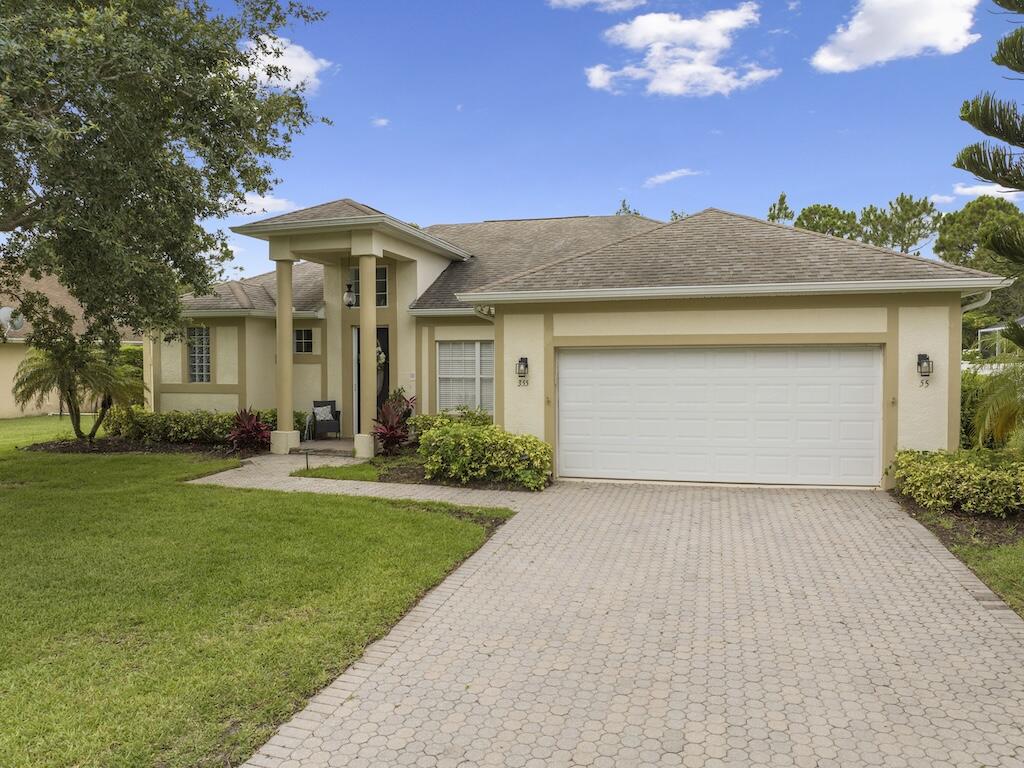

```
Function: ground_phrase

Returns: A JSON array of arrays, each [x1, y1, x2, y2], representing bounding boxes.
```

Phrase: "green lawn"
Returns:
[[0, 423, 512, 767], [957, 543, 1024, 615], [296, 459, 382, 481], [0, 413, 95, 452]]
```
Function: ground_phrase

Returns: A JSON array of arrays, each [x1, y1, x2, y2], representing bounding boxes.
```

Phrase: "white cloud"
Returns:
[[244, 36, 333, 92], [550, 0, 646, 11], [371, 117, 391, 127], [787, 1, 800, 10], [929, 194, 956, 204], [953, 182, 1023, 201], [811, 0, 980, 73], [243, 193, 298, 215], [643, 167, 703, 188], [586, 3, 780, 97]]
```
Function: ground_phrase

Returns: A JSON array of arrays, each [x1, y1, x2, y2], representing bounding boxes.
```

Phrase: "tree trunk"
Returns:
[[88, 395, 112, 441], [65, 389, 85, 440]]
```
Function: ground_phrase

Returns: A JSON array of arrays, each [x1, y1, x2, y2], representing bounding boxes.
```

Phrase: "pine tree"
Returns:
[[767, 192, 795, 224], [955, 0, 1024, 344], [615, 199, 641, 216]]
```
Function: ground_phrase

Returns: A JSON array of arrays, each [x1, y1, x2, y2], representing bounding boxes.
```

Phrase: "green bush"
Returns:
[[408, 406, 492, 438], [960, 368, 989, 449], [890, 449, 1024, 518], [104, 406, 306, 446], [418, 422, 552, 491]]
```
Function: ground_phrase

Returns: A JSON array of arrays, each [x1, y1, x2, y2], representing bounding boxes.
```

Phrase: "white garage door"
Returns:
[[558, 347, 882, 486]]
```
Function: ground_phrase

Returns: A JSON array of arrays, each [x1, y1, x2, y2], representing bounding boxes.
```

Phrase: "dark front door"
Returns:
[[355, 326, 390, 433]]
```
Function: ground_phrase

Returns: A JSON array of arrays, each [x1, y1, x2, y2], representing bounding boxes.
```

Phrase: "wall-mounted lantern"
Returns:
[[343, 284, 356, 308], [516, 357, 529, 386], [917, 353, 934, 378]]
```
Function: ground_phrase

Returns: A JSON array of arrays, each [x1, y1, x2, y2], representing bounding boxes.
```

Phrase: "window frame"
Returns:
[[348, 265, 389, 308], [293, 328, 314, 354], [186, 326, 212, 383], [436, 340, 495, 414]]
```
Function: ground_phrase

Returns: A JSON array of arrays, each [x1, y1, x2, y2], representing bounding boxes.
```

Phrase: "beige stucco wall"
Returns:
[[0, 343, 57, 418], [245, 317, 276, 409], [160, 392, 240, 412], [160, 339, 183, 384], [216, 325, 239, 385], [501, 313, 546, 438], [897, 305, 952, 450]]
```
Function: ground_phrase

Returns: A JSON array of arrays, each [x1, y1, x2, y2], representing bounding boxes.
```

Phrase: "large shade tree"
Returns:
[[0, 0, 325, 357]]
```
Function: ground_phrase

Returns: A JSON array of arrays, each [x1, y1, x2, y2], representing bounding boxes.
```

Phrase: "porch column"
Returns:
[[270, 258, 300, 454], [323, 262, 343, 406], [354, 252, 377, 458]]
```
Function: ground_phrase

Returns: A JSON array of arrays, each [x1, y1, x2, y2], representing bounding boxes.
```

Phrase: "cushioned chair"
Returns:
[[312, 400, 341, 439]]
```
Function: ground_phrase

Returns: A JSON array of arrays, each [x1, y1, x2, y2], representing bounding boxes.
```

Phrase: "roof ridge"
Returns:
[[703, 208, 993, 278], [227, 281, 255, 310], [470, 213, 686, 294], [428, 213, 664, 227]]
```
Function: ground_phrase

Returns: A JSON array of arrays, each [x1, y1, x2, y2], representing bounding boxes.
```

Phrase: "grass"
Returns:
[[0, 420, 513, 768], [0, 413, 95, 452], [907, 503, 1024, 617], [294, 453, 424, 483]]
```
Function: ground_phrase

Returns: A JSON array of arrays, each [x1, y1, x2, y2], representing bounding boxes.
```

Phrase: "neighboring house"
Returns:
[[0, 275, 143, 418], [977, 316, 1023, 356], [144, 198, 1009, 487]]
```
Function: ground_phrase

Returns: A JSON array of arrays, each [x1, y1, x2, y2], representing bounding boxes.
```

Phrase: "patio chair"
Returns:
[[311, 400, 341, 439]]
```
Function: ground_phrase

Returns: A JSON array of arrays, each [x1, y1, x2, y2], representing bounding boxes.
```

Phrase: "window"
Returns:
[[349, 266, 388, 307], [294, 328, 313, 354], [438, 341, 494, 413], [186, 326, 211, 383]]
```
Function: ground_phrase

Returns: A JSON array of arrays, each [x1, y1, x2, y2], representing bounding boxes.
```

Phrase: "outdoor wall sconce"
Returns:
[[343, 284, 356, 308], [917, 353, 934, 379], [516, 357, 529, 386]]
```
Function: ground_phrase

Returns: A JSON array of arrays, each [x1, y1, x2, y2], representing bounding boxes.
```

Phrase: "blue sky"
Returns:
[[223, 0, 1017, 275]]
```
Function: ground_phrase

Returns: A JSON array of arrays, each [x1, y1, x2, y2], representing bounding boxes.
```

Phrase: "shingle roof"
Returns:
[[410, 215, 662, 310], [467, 208, 998, 296], [182, 261, 325, 314], [1, 274, 142, 342], [243, 198, 387, 228]]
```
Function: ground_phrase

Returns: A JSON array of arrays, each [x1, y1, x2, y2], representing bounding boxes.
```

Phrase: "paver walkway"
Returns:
[[196, 458, 1024, 767]]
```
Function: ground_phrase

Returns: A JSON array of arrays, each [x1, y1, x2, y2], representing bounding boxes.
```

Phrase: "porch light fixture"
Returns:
[[343, 283, 356, 308], [917, 353, 934, 378], [516, 357, 529, 382]]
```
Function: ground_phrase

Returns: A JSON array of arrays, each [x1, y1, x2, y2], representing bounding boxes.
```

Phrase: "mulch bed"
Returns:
[[23, 437, 254, 458], [373, 450, 538, 493], [890, 491, 1024, 548]]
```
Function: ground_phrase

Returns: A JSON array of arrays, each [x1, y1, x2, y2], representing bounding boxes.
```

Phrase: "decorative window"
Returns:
[[438, 341, 494, 413], [294, 328, 313, 354], [186, 326, 211, 383], [349, 266, 388, 307]]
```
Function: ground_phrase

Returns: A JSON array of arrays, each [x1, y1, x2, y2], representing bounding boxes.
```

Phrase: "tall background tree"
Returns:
[[955, 0, 1024, 348], [0, 0, 325, 358], [766, 192, 794, 224]]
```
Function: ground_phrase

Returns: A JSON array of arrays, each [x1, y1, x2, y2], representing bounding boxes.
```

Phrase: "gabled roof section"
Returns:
[[239, 198, 386, 228], [459, 208, 1008, 302], [410, 214, 662, 311], [181, 261, 324, 315]]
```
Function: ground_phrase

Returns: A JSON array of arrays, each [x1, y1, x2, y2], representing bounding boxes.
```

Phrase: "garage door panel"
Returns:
[[558, 347, 882, 486]]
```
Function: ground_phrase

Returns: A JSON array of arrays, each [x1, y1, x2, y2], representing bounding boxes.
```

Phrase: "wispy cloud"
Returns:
[[928, 194, 956, 205], [953, 182, 1023, 201], [812, 0, 980, 73], [371, 117, 391, 128], [242, 193, 298, 215], [549, 0, 646, 11], [643, 167, 703, 188], [585, 3, 780, 97], [243, 36, 333, 93]]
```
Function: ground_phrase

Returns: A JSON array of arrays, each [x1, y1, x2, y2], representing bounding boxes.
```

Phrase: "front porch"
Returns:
[[290, 438, 355, 457]]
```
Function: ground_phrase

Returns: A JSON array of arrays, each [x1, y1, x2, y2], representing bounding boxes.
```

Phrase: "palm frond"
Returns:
[[974, 363, 1024, 445]]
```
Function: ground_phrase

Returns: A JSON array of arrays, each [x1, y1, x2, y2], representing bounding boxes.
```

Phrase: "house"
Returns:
[[0, 275, 143, 418], [143, 198, 1009, 487]]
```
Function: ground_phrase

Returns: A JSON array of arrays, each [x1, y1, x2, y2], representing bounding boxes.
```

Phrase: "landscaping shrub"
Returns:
[[890, 449, 1024, 518], [373, 401, 409, 455], [408, 406, 492, 439], [227, 408, 271, 452], [961, 368, 990, 449], [418, 422, 552, 491], [104, 406, 306, 447]]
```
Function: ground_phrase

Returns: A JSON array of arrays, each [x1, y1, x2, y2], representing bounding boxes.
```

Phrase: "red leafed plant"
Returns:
[[228, 407, 271, 452], [372, 401, 409, 455]]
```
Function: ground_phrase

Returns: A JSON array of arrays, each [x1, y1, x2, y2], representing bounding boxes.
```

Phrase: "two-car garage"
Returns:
[[557, 346, 884, 487]]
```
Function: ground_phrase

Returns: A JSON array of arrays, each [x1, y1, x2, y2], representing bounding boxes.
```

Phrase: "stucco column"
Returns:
[[323, 262, 343, 407], [270, 258, 300, 454], [355, 252, 377, 458]]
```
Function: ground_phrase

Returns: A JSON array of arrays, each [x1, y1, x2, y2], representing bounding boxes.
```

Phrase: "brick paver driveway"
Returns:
[[201, 462, 1024, 768]]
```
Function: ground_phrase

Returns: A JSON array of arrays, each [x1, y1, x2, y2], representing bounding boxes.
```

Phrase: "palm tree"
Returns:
[[13, 346, 145, 440], [973, 362, 1024, 448]]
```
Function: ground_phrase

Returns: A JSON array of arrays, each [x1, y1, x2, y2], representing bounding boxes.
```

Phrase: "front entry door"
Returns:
[[354, 327, 390, 433]]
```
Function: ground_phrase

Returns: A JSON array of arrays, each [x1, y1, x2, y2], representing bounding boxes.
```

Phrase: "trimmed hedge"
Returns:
[[890, 449, 1024, 518], [418, 422, 552, 491], [104, 406, 306, 446], [408, 406, 492, 439]]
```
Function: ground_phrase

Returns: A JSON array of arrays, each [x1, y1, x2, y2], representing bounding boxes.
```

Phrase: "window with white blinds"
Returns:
[[437, 341, 494, 413]]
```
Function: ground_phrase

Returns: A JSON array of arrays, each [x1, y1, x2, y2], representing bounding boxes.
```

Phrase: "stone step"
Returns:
[[290, 447, 355, 457]]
